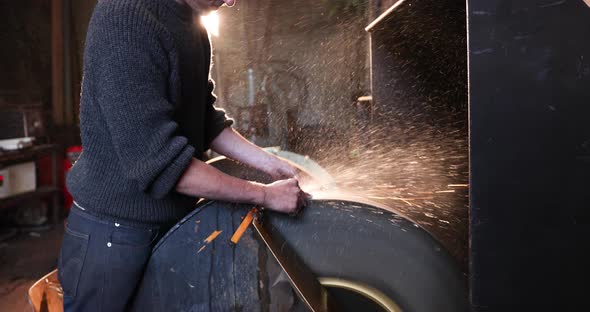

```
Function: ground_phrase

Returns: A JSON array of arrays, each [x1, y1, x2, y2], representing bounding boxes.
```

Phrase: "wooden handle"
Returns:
[[230, 206, 259, 244]]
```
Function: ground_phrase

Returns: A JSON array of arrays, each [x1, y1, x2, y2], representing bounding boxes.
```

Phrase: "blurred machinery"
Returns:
[[235, 61, 309, 150], [0, 107, 45, 151]]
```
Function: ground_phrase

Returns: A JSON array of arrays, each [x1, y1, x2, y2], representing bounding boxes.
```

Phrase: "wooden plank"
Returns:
[[231, 205, 263, 311], [27, 269, 63, 312], [209, 203, 236, 311], [132, 202, 265, 311]]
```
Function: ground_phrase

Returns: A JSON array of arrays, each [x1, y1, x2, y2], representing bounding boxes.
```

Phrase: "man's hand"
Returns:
[[262, 156, 299, 180], [262, 178, 308, 214], [207, 128, 311, 215]]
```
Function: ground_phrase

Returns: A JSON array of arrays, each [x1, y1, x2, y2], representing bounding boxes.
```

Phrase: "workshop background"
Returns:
[[0, 0, 383, 309], [1, 0, 589, 311]]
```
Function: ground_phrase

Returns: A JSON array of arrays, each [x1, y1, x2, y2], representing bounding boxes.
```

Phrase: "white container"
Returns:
[[0, 161, 36, 199], [0, 137, 34, 151]]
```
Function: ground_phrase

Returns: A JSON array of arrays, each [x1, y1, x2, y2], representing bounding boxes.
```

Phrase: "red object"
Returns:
[[37, 156, 54, 186], [63, 145, 83, 210]]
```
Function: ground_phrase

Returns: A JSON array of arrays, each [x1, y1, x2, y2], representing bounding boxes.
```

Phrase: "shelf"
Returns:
[[0, 144, 59, 164], [0, 143, 62, 224], [0, 186, 60, 210]]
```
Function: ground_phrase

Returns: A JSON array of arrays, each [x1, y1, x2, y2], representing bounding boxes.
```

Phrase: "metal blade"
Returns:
[[252, 217, 339, 312]]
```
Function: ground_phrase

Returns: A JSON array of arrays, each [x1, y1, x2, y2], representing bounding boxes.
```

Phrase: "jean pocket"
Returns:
[[58, 225, 89, 298], [110, 226, 159, 248]]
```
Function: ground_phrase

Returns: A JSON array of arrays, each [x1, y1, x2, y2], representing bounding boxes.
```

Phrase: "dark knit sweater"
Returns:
[[67, 0, 232, 225]]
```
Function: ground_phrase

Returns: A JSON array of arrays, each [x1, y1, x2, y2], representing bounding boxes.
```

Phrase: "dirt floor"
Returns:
[[0, 224, 64, 312]]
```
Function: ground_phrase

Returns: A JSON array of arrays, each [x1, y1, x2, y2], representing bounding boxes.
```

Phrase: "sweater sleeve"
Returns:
[[89, 3, 194, 199], [204, 79, 234, 147]]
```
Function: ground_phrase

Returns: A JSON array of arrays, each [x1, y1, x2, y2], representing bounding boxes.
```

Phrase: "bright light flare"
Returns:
[[201, 12, 219, 37]]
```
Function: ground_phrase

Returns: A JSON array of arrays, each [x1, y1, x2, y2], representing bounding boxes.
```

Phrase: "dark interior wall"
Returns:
[[69, 0, 97, 121], [55, 0, 96, 146], [71, 0, 96, 76], [0, 0, 51, 108], [469, 0, 590, 310], [0, 0, 96, 145]]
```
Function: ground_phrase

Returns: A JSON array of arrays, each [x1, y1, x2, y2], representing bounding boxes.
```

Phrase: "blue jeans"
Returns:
[[58, 205, 173, 312]]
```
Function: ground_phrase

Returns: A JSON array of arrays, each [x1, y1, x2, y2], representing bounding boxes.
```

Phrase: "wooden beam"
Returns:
[[51, 0, 64, 126]]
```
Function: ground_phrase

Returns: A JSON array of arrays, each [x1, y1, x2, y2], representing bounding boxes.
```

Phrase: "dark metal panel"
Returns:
[[469, 0, 590, 310], [368, 0, 469, 267]]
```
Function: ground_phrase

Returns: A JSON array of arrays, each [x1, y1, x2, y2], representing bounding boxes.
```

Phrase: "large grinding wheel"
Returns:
[[132, 158, 467, 312]]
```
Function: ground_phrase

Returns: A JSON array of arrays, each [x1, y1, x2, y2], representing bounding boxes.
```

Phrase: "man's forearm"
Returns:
[[175, 158, 265, 204], [177, 129, 305, 213], [175, 157, 303, 214], [210, 127, 275, 172]]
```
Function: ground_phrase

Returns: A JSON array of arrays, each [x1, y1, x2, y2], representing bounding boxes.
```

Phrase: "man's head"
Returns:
[[176, 0, 236, 13]]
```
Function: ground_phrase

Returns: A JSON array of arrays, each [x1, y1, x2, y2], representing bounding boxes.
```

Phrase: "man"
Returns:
[[58, 0, 307, 310]]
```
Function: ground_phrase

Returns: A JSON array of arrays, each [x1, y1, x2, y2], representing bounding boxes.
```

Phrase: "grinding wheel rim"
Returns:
[[318, 277, 403, 312]]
